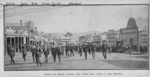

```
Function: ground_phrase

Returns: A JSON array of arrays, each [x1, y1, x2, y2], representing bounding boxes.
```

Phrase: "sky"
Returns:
[[5, 5, 148, 33]]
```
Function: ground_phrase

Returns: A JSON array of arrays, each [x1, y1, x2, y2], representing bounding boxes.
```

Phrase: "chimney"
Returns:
[[20, 20, 22, 26]]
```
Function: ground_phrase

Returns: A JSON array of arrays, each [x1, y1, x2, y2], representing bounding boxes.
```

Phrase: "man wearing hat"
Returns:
[[102, 41, 107, 59], [8, 45, 16, 64]]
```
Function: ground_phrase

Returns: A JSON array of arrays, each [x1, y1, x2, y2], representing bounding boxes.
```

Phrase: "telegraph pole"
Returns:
[[28, 21, 30, 47]]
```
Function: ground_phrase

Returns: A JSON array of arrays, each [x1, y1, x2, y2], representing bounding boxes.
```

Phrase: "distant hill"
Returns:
[[47, 30, 102, 38], [72, 30, 102, 36], [48, 33, 65, 38], [86, 30, 102, 35]]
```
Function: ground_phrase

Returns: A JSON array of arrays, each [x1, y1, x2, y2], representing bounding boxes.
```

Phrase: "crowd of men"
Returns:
[[6, 41, 148, 66], [6, 41, 108, 66]]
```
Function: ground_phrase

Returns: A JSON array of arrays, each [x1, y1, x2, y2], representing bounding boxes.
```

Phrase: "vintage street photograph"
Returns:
[[4, 5, 149, 70]]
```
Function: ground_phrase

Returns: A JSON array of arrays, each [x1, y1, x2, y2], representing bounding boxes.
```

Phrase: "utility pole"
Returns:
[[20, 20, 22, 26], [28, 21, 30, 47]]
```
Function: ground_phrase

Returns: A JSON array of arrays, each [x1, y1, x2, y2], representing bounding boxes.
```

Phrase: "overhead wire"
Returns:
[[5, 6, 67, 17], [5, 6, 52, 15], [0, 6, 68, 18], [1, 6, 46, 18]]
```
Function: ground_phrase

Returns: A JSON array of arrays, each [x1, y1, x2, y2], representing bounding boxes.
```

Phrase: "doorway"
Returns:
[[130, 38, 133, 46]]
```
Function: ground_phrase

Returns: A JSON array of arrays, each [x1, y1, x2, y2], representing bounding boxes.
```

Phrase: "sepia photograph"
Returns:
[[4, 5, 149, 71]]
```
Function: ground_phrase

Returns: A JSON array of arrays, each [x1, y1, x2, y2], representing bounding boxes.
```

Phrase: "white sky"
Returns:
[[5, 5, 148, 33]]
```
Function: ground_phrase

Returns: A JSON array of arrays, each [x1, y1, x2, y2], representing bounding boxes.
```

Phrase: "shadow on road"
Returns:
[[62, 58, 95, 61], [5, 62, 35, 65], [128, 56, 148, 59], [101, 59, 148, 69], [125, 53, 148, 55]]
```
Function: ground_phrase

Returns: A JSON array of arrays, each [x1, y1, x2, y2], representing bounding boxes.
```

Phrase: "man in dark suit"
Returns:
[[65, 43, 69, 56], [83, 44, 88, 60], [43, 45, 49, 63], [51, 43, 61, 63], [91, 44, 96, 60], [22, 45, 27, 62], [35, 46, 42, 66], [69, 44, 75, 57], [31, 44, 36, 63], [102, 41, 107, 59], [8, 45, 16, 64]]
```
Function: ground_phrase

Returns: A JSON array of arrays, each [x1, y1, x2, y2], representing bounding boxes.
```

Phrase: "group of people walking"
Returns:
[[6, 41, 110, 66]]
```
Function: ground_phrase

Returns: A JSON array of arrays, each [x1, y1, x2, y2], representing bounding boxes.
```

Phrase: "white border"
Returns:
[[0, 0, 149, 77]]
